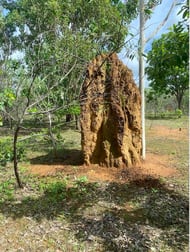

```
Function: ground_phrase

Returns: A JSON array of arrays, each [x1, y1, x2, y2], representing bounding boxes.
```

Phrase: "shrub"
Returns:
[[175, 109, 183, 118], [43, 180, 68, 202], [0, 138, 26, 166]]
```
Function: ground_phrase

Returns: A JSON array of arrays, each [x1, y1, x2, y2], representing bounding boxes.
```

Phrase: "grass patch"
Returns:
[[146, 115, 188, 129], [0, 117, 188, 251]]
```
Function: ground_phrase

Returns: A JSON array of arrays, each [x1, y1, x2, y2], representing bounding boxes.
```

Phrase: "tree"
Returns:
[[145, 23, 189, 109], [0, 59, 37, 188], [1, 0, 138, 54], [0, 0, 140, 187], [146, 0, 189, 109], [1, 0, 139, 122], [138, 0, 164, 160], [139, 0, 146, 160], [0, 55, 79, 188]]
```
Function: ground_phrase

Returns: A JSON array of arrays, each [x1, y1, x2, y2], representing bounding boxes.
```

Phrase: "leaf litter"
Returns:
[[0, 122, 188, 252]]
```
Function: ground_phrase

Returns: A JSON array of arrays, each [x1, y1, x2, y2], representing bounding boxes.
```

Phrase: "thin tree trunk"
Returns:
[[75, 115, 80, 130], [48, 112, 57, 158], [139, 0, 146, 160], [13, 125, 23, 188], [66, 114, 73, 122], [176, 94, 183, 110], [177, 99, 181, 110]]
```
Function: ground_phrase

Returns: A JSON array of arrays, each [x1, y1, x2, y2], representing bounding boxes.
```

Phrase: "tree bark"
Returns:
[[13, 125, 23, 188], [176, 93, 183, 110], [66, 114, 73, 122], [75, 115, 80, 130], [48, 112, 57, 158]]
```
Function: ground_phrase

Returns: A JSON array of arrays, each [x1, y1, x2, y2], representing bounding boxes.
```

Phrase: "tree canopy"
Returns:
[[0, 0, 140, 187], [145, 22, 189, 109], [0, 0, 140, 116], [0, 0, 138, 56]]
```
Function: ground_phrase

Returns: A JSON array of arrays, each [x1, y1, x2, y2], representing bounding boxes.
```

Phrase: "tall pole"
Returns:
[[139, 0, 146, 159]]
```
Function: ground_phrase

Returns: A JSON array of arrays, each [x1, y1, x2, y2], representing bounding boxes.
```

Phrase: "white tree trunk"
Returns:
[[139, 0, 146, 160]]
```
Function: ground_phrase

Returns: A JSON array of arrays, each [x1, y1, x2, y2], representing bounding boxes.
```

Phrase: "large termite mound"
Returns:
[[80, 53, 142, 168]]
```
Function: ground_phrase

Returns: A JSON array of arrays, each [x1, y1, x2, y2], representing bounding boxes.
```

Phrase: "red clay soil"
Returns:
[[27, 152, 178, 184], [27, 124, 186, 183]]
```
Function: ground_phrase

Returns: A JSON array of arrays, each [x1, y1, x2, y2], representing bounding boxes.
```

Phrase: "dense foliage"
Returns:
[[145, 1, 189, 109], [0, 0, 140, 120]]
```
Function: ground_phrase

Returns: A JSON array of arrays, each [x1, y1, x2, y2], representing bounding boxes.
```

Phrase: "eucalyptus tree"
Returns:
[[137, 0, 163, 159], [137, 0, 181, 159]]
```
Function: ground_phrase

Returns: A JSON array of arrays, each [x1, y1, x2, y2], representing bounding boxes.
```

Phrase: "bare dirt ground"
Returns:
[[28, 152, 178, 182], [28, 124, 186, 182]]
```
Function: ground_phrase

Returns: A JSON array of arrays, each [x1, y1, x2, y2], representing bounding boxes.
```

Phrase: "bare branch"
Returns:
[[27, 60, 77, 110], [146, 0, 177, 43]]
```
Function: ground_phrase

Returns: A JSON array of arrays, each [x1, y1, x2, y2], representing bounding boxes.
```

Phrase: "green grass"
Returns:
[[146, 115, 189, 129], [0, 117, 188, 251]]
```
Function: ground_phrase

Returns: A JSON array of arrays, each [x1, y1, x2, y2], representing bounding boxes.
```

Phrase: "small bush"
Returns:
[[43, 180, 68, 202], [175, 109, 183, 118], [0, 138, 26, 166]]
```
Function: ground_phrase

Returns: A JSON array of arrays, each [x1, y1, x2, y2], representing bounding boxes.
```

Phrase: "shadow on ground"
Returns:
[[0, 176, 188, 251], [30, 148, 83, 166]]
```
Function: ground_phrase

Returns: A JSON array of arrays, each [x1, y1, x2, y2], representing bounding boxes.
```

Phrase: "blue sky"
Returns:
[[119, 0, 184, 86]]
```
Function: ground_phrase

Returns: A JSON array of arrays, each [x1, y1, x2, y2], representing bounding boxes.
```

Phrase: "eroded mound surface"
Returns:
[[80, 53, 142, 168]]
